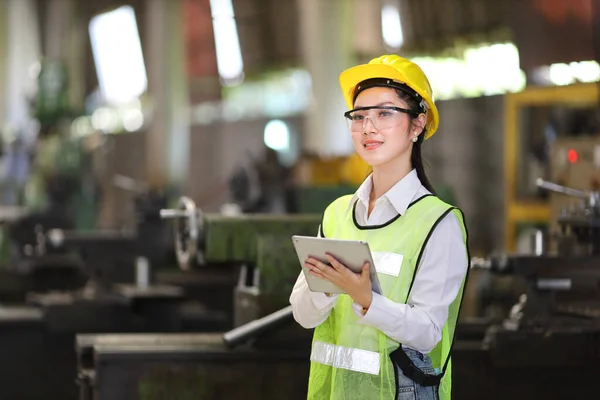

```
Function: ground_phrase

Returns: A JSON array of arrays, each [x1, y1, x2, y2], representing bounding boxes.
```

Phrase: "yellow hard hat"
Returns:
[[339, 54, 439, 139]]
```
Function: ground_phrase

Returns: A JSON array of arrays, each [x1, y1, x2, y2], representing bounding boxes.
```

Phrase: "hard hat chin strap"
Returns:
[[353, 78, 425, 113]]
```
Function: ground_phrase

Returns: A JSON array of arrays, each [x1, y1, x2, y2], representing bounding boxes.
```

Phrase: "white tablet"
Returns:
[[291, 235, 382, 295]]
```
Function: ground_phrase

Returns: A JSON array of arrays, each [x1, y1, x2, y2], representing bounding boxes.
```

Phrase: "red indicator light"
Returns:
[[567, 149, 578, 163]]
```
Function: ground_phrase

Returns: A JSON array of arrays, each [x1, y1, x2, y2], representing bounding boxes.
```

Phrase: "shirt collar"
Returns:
[[345, 169, 424, 216], [346, 176, 372, 215]]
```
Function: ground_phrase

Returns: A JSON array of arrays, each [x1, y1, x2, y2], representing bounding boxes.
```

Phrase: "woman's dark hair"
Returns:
[[393, 88, 436, 195]]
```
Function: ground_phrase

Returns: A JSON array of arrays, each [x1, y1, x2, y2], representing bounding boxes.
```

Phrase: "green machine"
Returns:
[[25, 59, 97, 229], [159, 196, 321, 326], [25, 133, 97, 228], [3, 59, 96, 229], [0, 59, 96, 299]]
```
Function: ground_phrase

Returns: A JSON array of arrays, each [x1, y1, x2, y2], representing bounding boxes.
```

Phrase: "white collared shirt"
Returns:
[[289, 169, 468, 354]]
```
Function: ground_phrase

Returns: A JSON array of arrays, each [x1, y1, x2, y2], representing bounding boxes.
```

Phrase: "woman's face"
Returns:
[[349, 87, 422, 167]]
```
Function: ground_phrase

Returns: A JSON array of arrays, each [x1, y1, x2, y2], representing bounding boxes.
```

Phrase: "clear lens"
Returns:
[[345, 107, 405, 132]]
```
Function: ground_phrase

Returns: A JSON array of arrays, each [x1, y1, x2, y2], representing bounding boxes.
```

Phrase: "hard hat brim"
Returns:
[[339, 63, 439, 139]]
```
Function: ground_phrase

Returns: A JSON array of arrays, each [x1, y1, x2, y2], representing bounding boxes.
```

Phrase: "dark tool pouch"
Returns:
[[390, 347, 442, 387]]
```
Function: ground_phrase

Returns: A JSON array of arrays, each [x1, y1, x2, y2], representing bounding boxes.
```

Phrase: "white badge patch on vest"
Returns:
[[371, 252, 403, 276]]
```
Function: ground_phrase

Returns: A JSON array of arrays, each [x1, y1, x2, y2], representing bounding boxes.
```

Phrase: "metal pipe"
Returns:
[[222, 306, 294, 348], [470, 257, 492, 270], [532, 229, 545, 256], [536, 178, 588, 198], [159, 209, 190, 219]]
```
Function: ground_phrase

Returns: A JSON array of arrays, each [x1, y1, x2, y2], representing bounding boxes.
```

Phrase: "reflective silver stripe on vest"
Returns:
[[310, 340, 381, 375]]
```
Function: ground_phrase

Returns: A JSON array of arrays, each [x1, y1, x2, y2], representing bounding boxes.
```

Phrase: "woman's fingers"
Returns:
[[305, 257, 340, 278], [325, 254, 345, 272], [307, 267, 326, 279]]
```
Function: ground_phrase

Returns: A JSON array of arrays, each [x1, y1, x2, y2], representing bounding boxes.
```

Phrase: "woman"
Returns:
[[289, 55, 470, 400]]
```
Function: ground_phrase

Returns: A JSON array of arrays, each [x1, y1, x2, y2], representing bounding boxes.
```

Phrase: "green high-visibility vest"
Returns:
[[307, 194, 469, 400]]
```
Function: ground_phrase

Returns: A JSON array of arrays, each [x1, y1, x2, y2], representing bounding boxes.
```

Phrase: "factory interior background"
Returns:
[[0, 0, 598, 398]]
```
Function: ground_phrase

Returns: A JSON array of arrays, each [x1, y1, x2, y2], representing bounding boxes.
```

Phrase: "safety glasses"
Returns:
[[344, 106, 419, 132]]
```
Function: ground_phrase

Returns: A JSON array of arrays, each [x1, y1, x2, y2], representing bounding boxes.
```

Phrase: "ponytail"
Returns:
[[410, 131, 436, 194]]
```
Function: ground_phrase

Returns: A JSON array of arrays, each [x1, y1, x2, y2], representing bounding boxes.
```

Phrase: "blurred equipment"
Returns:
[[0, 178, 205, 400], [0, 185, 320, 399], [504, 83, 600, 252], [290, 155, 359, 214], [0, 59, 97, 301], [544, 136, 600, 252], [463, 171, 600, 399], [76, 308, 311, 400], [227, 148, 292, 214], [160, 196, 320, 326], [74, 196, 322, 399]]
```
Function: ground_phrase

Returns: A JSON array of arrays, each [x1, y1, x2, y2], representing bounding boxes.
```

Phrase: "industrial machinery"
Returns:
[[76, 170, 600, 399], [159, 196, 321, 325], [75, 308, 311, 400], [503, 83, 600, 252], [0, 60, 234, 399], [0, 58, 101, 301], [463, 175, 600, 399], [70, 196, 321, 398], [0, 185, 218, 400], [27, 184, 186, 331], [0, 133, 92, 300]]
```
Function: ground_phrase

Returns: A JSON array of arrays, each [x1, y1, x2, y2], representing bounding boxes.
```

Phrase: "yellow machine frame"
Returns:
[[504, 82, 600, 251]]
